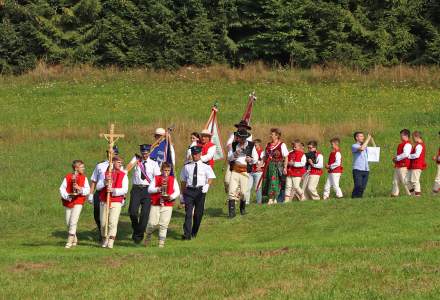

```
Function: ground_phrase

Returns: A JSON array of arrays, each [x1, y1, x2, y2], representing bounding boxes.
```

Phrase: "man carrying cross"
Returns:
[[126, 144, 161, 244]]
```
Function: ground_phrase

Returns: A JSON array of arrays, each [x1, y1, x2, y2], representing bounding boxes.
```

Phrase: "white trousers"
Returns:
[[323, 173, 343, 199], [407, 169, 422, 194], [433, 165, 440, 193], [285, 176, 304, 201], [100, 202, 122, 238], [391, 167, 410, 196], [303, 174, 321, 200], [228, 171, 249, 201], [146, 206, 173, 240], [65, 204, 83, 235], [224, 167, 232, 193]]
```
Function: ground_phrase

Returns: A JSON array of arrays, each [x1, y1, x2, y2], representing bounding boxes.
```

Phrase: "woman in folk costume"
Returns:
[[145, 162, 180, 248], [185, 132, 200, 164], [59, 160, 90, 248], [99, 156, 128, 249], [261, 128, 289, 205]]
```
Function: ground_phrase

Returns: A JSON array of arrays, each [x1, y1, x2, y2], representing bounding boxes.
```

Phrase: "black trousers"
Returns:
[[93, 191, 101, 232], [352, 169, 369, 198], [129, 185, 151, 241], [183, 188, 206, 239]]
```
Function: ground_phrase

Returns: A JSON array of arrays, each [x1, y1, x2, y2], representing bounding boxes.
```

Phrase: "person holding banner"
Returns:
[[125, 144, 161, 244], [152, 128, 176, 167], [180, 146, 216, 240], [261, 128, 289, 205], [99, 156, 128, 249], [351, 132, 372, 198], [200, 129, 217, 168], [227, 129, 258, 217], [407, 131, 427, 196], [433, 131, 440, 194]]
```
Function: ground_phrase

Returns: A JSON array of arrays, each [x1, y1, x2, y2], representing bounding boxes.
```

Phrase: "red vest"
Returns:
[[395, 141, 411, 168], [62, 173, 86, 208], [328, 150, 343, 173], [265, 141, 284, 162], [437, 147, 440, 165], [251, 148, 263, 173], [310, 151, 323, 176], [287, 150, 306, 177], [150, 175, 175, 207], [409, 142, 426, 170], [99, 169, 126, 203], [201, 142, 215, 168]]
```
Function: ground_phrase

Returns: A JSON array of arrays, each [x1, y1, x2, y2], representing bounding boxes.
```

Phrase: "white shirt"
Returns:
[[148, 177, 181, 200], [261, 142, 289, 159], [129, 156, 161, 185], [180, 160, 216, 188], [396, 143, 413, 161], [409, 144, 423, 159], [227, 141, 258, 165], [310, 153, 324, 169], [201, 143, 216, 163], [329, 152, 342, 170], [59, 176, 90, 201], [226, 133, 253, 148], [90, 160, 109, 191]]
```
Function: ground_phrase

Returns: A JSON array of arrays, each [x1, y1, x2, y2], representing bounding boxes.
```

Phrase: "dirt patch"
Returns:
[[11, 262, 54, 273]]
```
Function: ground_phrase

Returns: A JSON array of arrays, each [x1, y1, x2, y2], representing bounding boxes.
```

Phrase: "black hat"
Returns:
[[235, 129, 251, 139], [108, 145, 119, 154], [139, 144, 151, 153], [190, 145, 202, 155], [234, 120, 251, 130]]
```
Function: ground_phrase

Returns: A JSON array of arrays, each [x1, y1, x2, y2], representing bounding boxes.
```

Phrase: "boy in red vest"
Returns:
[[99, 156, 128, 248], [391, 129, 412, 197], [199, 129, 216, 168], [59, 160, 90, 248], [303, 141, 324, 200], [145, 163, 180, 247], [285, 140, 306, 202], [323, 138, 343, 200], [433, 131, 440, 194], [407, 131, 427, 196]]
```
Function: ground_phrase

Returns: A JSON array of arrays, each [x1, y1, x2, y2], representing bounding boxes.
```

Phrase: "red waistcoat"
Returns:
[[150, 175, 175, 207], [62, 173, 86, 208], [201, 142, 215, 168], [409, 142, 426, 170], [99, 169, 126, 203], [310, 151, 323, 176], [437, 147, 440, 165], [395, 141, 411, 168], [328, 150, 343, 173], [287, 150, 306, 177]]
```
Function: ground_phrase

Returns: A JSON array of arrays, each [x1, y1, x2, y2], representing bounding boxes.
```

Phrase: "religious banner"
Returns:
[[204, 104, 225, 161]]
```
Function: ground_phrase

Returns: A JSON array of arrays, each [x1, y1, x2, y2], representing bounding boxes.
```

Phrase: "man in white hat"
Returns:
[[199, 129, 217, 169], [154, 128, 176, 166]]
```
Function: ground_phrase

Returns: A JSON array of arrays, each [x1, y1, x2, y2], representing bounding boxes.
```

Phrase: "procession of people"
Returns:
[[59, 94, 440, 249]]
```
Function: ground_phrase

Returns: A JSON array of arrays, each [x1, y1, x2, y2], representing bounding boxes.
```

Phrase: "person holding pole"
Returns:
[[99, 156, 128, 248], [351, 131, 372, 198]]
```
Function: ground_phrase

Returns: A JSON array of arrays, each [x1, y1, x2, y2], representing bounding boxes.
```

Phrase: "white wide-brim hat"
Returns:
[[155, 128, 166, 136], [200, 129, 212, 136]]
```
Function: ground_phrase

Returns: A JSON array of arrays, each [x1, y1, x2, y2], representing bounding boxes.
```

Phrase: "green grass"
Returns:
[[1, 70, 440, 299]]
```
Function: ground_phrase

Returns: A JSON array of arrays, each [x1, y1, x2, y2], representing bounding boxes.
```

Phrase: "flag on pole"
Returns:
[[241, 92, 257, 126], [204, 104, 225, 161], [150, 129, 175, 175]]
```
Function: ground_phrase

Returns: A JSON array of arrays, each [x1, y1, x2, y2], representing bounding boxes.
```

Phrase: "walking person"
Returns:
[[303, 141, 324, 200], [407, 131, 427, 196], [180, 146, 216, 240], [243, 139, 264, 205], [391, 129, 412, 197], [323, 138, 344, 200], [351, 132, 372, 198], [125, 144, 161, 244], [285, 140, 306, 202], [433, 131, 440, 195]]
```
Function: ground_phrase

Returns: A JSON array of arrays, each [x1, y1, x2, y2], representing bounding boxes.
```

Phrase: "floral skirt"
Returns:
[[262, 160, 284, 200]]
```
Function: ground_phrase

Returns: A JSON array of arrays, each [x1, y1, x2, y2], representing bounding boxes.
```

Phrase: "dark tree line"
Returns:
[[1, 0, 440, 74]]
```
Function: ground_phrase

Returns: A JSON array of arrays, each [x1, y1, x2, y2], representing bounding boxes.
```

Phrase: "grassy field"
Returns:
[[1, 66, 440, 299]]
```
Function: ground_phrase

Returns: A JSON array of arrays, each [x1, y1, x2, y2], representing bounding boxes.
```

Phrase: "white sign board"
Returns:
[[367, 147, 380, 162]]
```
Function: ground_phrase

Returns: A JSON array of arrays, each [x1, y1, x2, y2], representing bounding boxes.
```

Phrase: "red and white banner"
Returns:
[[241, 92, 257, 125], [204, 105, 225, 160]]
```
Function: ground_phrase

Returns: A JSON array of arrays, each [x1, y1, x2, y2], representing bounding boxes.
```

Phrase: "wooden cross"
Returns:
[[99, 123, 124, 240]]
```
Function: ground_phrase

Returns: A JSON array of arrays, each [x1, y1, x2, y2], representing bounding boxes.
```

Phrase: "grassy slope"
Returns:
[[0, 70, 440, 299]]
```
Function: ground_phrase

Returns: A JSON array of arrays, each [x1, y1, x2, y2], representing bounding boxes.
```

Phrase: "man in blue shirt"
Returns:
[[351, 132, 372, 198]]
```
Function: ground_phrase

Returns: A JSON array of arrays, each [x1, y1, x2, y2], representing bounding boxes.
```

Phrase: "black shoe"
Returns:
[[133, 238, 142, 244], [228, 200, 236, 218], [240, 200, 246, 215], [181, 235, 191, 240], [191, 233, 197, 239]]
